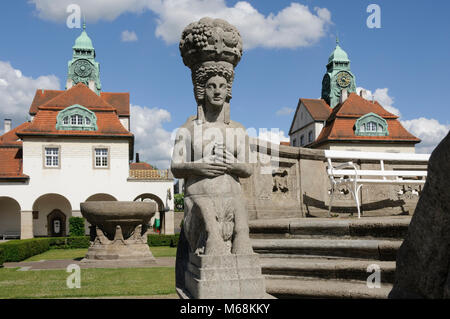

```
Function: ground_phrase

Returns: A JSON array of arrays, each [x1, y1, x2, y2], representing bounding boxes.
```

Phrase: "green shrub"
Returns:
[[147, 234, 180, 247], [0, 238, 51, 262], [69, 217, 86, 237], [48, 236, 90, 249], [0, 247, 4, 267], [174, 193, 184, 212]]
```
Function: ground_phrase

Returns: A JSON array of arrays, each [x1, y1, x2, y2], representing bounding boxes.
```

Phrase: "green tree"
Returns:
[[174, 193, 184, 212]]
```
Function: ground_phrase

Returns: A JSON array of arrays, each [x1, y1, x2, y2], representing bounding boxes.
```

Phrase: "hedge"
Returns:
[[0, 247, 4, 267], [69, 217, 86, 237], [0, 234, 179, 264], [48, 236, 90, 249], [148, 234, 180, 247], [0, 236, 90, 263], [0, 238, 51, 262]]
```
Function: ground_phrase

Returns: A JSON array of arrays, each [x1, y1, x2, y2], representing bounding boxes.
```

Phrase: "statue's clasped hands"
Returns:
[[194, 144, 236, 177]]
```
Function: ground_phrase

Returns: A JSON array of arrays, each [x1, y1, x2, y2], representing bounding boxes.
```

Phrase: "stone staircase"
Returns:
[[249, 216, 410, 299]]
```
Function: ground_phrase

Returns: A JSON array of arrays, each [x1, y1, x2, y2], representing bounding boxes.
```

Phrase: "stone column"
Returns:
[[20, 211, 34, 239], [162, 210, 175, 235]]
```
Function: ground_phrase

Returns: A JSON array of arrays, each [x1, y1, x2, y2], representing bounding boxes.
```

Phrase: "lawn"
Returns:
[[0, 267, 176, 299], [24, 246, 177, 262], [1, 246, 178, 298]]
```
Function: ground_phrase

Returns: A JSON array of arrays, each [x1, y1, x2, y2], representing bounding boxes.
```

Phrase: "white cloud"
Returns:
[[28, 0, 150, 22], [130, 104, 173, 169], [356, 87, 401, 117], [121, 30, 138, 42], [276, 107, 295, 116], [30, 0, 332, 49], [401, 118, 450, 154], [0, 61, 60, 131], [248, 128, 289, 144]]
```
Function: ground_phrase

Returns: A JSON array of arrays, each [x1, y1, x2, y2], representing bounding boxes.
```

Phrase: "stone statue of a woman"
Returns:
[[171, 18, 266, 298]]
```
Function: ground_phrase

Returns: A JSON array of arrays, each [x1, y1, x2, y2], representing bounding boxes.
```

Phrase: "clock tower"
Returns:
[[321, 38, 356, 108], [66, 23, 101, 94]]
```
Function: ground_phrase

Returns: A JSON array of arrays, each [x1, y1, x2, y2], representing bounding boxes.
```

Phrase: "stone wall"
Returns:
[[242, 139, 426, 220]]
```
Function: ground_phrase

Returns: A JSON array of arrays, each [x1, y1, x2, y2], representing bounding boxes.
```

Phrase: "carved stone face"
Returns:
[[205, 75, 228, 109]]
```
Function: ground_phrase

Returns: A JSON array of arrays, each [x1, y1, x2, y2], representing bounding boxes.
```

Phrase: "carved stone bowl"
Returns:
[[80, 201, 157, 240]]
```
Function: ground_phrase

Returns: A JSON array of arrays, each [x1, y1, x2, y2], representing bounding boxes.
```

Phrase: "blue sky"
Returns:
[[0, 0, 449, 167]]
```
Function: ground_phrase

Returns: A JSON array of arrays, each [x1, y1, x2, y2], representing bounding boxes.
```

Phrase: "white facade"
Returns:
[[290, 103, 325, 147], [0, 136, 174, 239], [318, 142, 416, 153]]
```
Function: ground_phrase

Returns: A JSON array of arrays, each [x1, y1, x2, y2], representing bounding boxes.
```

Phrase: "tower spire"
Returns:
[[66, 24, 101, 94]]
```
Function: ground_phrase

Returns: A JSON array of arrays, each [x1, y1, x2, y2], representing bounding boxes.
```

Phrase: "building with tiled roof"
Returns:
[[0, 26, 174, 239], [289, 40, 419, 153]]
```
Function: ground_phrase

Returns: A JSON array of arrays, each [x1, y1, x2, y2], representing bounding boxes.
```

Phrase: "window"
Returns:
[[56, 104, 97, 131], [308, 131, 313, 143], [355, 113, 389, 137], [366, 121, 377, 132], [71, 114, 83, 125], [300, 135, 305, 146], [292, 138, 297, 147], [45, 147, 59, 167], [95, 148, 108, 168]]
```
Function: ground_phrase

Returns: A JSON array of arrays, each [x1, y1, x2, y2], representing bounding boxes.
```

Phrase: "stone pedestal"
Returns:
[[80, 224, 156, 267], [177, 253, 267, 299]]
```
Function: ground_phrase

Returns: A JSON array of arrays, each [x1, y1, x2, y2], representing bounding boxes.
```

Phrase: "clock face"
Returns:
[[73, 60, 93, 78], [336, 71, 352, 88]]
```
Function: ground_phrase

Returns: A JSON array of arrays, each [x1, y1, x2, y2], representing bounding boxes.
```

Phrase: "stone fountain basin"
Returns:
[[80, 201, 157, 239]]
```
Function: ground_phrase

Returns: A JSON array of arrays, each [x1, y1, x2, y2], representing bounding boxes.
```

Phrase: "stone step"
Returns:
[[250, 216, 410, 239], [265, 276, 392, 299], [260, 257, 395, 284], [252, 238, 401, 261]]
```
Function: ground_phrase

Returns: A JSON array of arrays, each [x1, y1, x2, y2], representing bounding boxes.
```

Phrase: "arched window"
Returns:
[[355, 113, 389, 137], [366, 121, 377, 132], [56, 104, 97, 131]]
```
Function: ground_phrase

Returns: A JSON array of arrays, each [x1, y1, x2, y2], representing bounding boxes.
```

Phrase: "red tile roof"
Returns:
[[29, 89, 64, 115], [40, 83, 115, 110], [311, 93, 420, 146], [130, 162, 154, 170], [29, 83, 130, 116], [101, 92, 130, 116], [16, 109, 133, 138], [0, 146, 28, 179], [0, 122, 30, 146], [289, 98, 331, 134], [302, 99, 332, 121]]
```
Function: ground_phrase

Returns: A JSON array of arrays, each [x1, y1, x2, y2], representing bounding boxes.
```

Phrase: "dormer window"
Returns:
[[355, 113, 389, 137], [71, 114, 83, 125], [56, 104, 97, 131]]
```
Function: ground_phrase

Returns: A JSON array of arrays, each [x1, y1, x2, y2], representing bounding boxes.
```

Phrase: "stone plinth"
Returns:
[[80, 201, 157, 267], [177, 253, 267, 299]]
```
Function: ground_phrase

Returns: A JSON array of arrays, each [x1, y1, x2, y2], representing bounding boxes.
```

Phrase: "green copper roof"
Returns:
[[328, 39, 349, 64], [73, 24, 94, 50]]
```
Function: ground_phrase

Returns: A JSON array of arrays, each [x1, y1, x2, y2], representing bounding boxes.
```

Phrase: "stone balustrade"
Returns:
[[129, 169, 171, 180]]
